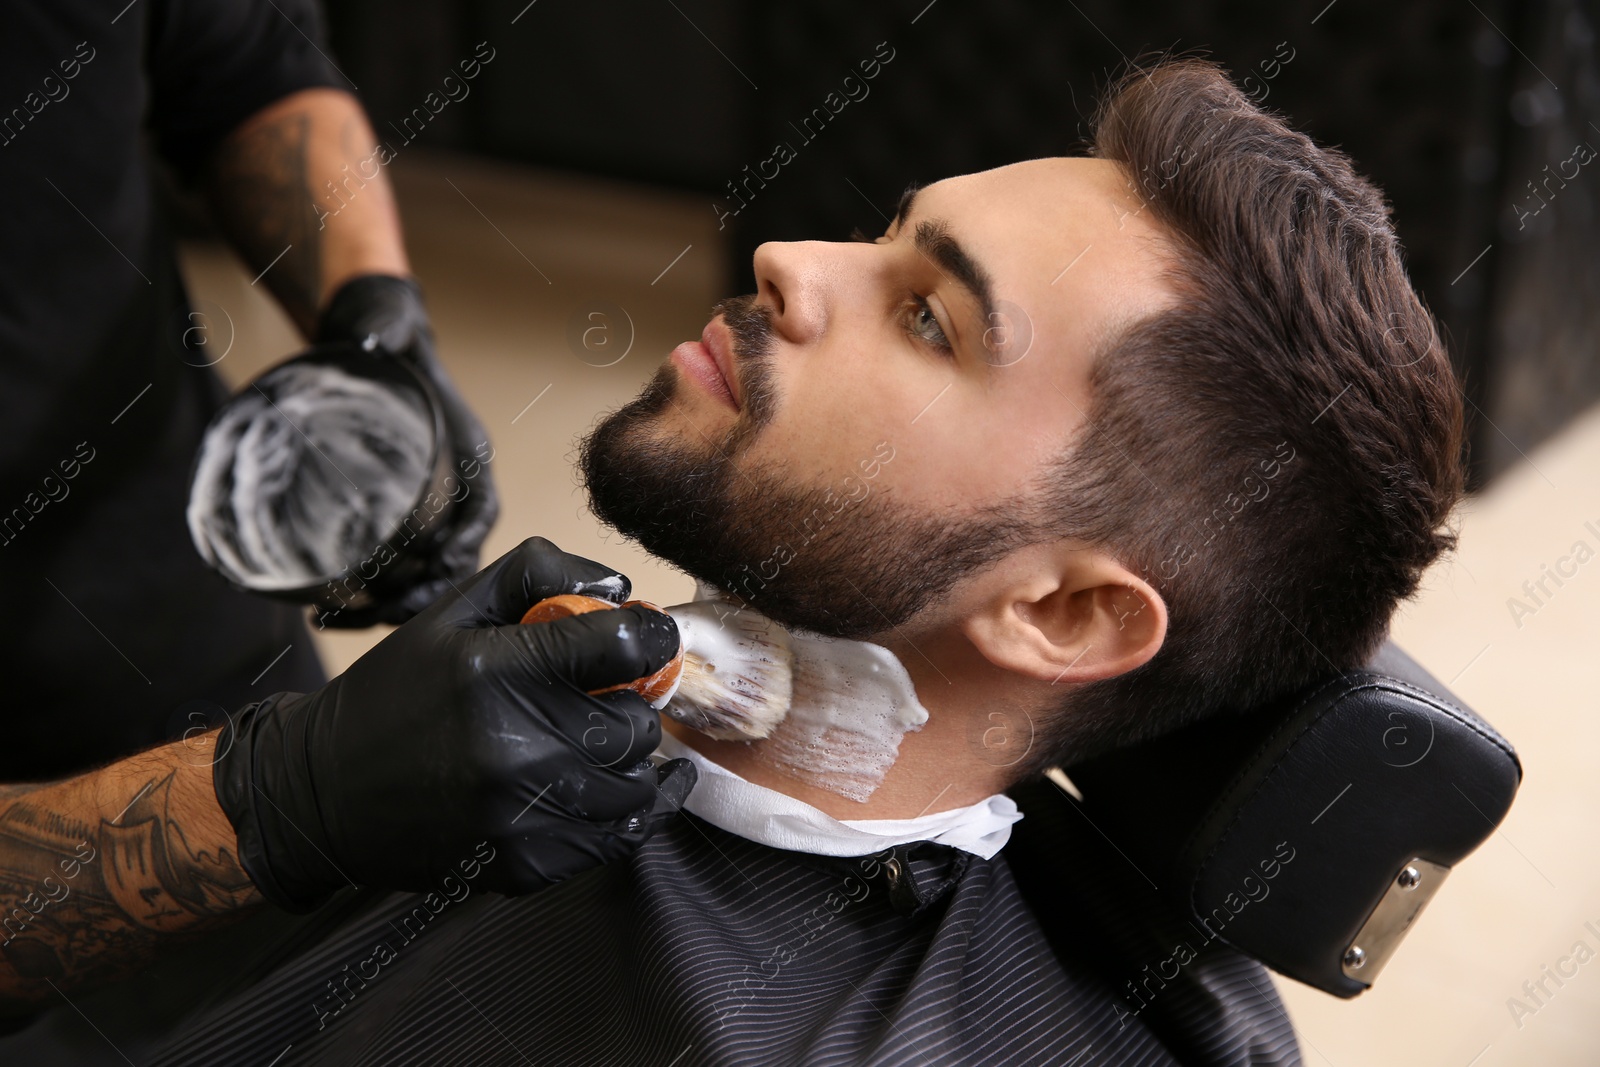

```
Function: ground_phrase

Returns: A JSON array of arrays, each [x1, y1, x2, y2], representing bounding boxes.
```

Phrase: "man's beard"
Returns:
[[579, 296, 1038, 640]]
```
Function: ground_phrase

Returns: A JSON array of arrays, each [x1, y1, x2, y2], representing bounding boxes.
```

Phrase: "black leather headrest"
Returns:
[[1050, 640, 1521, 997]]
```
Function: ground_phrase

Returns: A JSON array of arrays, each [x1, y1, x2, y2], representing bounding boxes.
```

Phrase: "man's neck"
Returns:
[[661, 654, 1012, 822], [662, 720, 1002, 821]]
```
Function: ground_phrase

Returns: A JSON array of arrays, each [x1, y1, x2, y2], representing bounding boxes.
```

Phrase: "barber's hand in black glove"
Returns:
[[213, 537, 697, 912], [315, 273, 498, 627]]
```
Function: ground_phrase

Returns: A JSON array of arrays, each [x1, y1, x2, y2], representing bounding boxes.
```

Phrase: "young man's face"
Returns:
[[582, 157, 1176, 639]]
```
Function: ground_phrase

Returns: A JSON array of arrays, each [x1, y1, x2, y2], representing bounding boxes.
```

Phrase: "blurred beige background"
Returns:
[[180, 150, 1600, 1066]]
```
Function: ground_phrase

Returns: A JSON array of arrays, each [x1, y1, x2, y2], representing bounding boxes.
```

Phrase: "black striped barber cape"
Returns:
[[8, 786, 1303, 1066]]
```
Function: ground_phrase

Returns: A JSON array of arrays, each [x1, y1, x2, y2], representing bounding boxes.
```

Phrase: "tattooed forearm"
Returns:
[[0, 736, 262, 1015], [206, 109, 324, 330], [204, 88, 410, 336]]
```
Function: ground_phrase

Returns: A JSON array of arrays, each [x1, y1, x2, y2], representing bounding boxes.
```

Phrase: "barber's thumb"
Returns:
[[508, 602, 681, 691]]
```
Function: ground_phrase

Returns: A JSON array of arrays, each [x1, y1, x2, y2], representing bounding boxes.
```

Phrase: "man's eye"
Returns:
[[903, 295, 952, 354]]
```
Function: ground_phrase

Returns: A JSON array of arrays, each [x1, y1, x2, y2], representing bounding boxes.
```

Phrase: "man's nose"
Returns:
[[751, 240, 862, 345]]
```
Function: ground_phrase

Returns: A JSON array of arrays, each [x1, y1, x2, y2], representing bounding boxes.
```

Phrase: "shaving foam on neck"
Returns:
[[683, 584, 930, 801], [754, 625, 929, 803]]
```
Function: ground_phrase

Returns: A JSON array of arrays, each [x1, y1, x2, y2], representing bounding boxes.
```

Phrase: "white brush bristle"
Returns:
[[663, 601, 793, 741]]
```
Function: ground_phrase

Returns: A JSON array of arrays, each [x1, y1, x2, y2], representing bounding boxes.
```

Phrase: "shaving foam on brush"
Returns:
[[520, 595, 793, 741]]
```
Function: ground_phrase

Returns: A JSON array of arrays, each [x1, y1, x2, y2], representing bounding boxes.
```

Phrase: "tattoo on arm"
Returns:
[[206, 111, 325, 331], [0, 771, 261, 1013]]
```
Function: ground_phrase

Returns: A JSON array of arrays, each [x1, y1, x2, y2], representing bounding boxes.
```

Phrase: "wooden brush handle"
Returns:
[[520, 594, 684, 703]]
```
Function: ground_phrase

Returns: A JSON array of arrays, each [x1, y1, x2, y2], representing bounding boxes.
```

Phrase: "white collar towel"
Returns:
[[656, 732, 1022, 860]]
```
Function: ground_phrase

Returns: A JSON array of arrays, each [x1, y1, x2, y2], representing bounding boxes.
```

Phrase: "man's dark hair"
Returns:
[[1026, 57, 1465, 774]]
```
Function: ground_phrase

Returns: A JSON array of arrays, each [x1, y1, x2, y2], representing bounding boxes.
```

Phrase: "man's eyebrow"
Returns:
[[911, 217, 997, 344], [884, 182, 999, 354]]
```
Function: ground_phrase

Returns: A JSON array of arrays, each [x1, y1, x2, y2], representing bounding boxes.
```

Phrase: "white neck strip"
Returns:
[[656, 733, 1022, 860]]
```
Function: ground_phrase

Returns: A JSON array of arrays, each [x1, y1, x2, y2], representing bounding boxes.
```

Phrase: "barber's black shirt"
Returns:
[[0, 0, 339, 777]]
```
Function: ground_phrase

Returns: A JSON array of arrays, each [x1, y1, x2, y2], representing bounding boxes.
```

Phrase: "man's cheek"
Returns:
[[746, 364, 895, 475], [889, 424, 999, 507]]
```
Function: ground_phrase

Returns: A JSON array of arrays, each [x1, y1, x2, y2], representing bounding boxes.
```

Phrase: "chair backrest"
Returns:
[[1045, 641, 1522, 997]]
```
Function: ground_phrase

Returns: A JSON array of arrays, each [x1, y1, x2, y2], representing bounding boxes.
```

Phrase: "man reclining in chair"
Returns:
[[0, 57, 1462, 1066]]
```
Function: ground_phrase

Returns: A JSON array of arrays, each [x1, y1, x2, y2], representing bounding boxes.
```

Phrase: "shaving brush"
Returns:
[[521, 595, 793, 741]]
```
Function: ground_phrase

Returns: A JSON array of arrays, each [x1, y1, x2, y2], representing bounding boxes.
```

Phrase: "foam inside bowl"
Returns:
[[187, 361, 435, 591]]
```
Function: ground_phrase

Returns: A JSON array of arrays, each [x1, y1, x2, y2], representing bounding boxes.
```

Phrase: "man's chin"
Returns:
[[581, 374, 732, 557]]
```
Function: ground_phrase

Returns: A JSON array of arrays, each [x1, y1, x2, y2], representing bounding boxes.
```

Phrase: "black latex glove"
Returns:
[[315, 273, 499, 627], [213, 537, 697, 912]]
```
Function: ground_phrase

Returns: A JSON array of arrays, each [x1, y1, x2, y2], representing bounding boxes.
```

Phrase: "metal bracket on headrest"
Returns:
[[1340, 857, 1449, 984]]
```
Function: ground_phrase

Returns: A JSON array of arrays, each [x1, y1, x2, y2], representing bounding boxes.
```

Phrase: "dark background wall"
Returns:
[[320, 0, 1600, 489]]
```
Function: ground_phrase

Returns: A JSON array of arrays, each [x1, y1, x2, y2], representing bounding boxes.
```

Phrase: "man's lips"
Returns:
[[669, 317, 740, 411]]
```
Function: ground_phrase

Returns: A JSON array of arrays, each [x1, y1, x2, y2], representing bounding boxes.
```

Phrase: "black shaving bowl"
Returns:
[[186, 341, 457, 616]]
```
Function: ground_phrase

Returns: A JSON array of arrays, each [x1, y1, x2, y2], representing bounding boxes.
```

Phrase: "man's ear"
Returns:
[[960, 543, 1167, 686]]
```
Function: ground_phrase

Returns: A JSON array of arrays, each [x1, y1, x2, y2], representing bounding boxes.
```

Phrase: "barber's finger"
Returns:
[[486, 816, 648, 895], [437, 537, 633, 628], [601, 761, 699, 851], [560, 689, 665, 772], [482, 758, 686, 894], [529, 754, 663, 832], [502, 602, 679, 692], [649, 758, 698, 818]]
